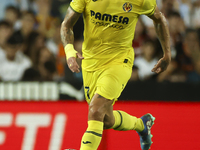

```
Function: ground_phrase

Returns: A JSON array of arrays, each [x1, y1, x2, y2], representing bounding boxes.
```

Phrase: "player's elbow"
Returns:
[[61, 20, 68, 29], [153, 12, 167, 25], [62, 19, 73, 30]]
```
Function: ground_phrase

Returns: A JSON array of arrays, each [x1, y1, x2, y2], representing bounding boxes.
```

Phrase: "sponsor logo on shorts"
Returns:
[[123, 2, 132, 12]]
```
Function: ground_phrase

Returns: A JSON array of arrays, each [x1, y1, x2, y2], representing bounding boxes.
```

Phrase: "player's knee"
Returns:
[[103, 120, 114, 129], [88, 104, 106, 121]]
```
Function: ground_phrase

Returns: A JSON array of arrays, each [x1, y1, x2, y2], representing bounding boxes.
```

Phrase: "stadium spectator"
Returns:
[[168, 11, 185, 46], [158, 28, 200, 83], [0, 0, 199, 84], [36, 46, 57, 81], [0, 20, 13, 60], [184, 28, 200, 83], [14, 11, 36, 40], [0, 0, 17, 20], [46, 19, 62, 56], [131, 40, 158, 81], [23, 31, 46, 66], [0, 32, 32, 81], [175, 29, 199, 73], [161, 0, 175, 17], [4, 5, 21, 30]]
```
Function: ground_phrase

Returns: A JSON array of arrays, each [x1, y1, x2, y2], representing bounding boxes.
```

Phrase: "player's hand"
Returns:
[[67, 53, 84, 73], [151, 54, 171, 74]]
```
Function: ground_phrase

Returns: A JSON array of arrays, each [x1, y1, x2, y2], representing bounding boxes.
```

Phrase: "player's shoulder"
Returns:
[[129, 0, 156, 5], [142, 0, 157, 6], [71, 0, 91, 3], [129, 0, 156, 10]]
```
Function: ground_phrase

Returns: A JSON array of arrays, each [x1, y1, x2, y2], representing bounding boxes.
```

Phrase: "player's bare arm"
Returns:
[[61, 7, 84, 73], [149, 6, 171, 74]]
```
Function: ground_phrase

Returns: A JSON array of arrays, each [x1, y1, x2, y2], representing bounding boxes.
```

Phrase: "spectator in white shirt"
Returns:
[[131, 40, 158, 81], [0, 32, 31, 81]]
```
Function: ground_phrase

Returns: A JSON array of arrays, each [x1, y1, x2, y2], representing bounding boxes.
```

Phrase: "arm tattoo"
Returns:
[[160, 59, 168, 71], [61, 8, 81, 46], [61, 26, 74, 46]]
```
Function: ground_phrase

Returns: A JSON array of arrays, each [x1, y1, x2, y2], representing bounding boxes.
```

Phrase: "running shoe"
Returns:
[[137, 113, 155, 150]]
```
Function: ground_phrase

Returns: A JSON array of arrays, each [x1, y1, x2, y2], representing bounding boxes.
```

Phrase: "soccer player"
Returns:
[[61, 0, 171, 149]]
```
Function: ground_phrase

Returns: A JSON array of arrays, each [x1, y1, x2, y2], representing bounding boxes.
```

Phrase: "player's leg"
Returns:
[[96, 64, 145, 131], [101, 64, 155, 149], [109, 110, 144, 132], [80, 93, 114, 150], [107, 111, 155, 150], [80, 63, 154, 150]]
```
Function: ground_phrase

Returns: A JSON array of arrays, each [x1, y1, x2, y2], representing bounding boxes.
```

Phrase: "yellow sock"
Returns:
[[111, 110, 144, 132], [80, 120, 103, 150]]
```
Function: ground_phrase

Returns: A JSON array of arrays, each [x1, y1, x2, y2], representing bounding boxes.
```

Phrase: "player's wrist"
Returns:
[[64, 44, 78, 60], [163, 52, 171, 59]]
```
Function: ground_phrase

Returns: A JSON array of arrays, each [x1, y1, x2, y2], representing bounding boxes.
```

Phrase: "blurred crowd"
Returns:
[[0, 0, 83, 85], [0, 0, 199, 84], [131, 0, 200, 83]]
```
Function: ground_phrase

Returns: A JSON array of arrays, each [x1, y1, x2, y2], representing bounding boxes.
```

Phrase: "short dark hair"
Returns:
[[22, 10, 35, 19], [44, 61, 56, 74], [0, 20, 12, 28], [21, 10, 37, 24], [7, 31, 24, 45], [167, 11, 181, 18], [184, 28, 199, 40], [5, 5, 21, 18], [185, 28, 196, 34]]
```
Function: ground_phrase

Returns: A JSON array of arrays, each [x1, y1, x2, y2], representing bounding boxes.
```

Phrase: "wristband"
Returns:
[[64, 44, 78, 60]]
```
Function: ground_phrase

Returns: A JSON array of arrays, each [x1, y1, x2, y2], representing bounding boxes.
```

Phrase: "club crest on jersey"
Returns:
[[123, 2, 132, 12]]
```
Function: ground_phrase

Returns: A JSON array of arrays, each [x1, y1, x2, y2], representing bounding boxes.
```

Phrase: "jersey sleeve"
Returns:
[[140, 0, 157, 16], [70, 0, 86, 13]]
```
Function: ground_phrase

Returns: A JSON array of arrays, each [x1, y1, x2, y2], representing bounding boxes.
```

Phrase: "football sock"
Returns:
[[111, 110, 144, 132], [80, 120, 103, 150]]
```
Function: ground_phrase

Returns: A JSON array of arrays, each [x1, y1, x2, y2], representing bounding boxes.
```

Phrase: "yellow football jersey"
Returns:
[[70, 0, 156, 71]]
